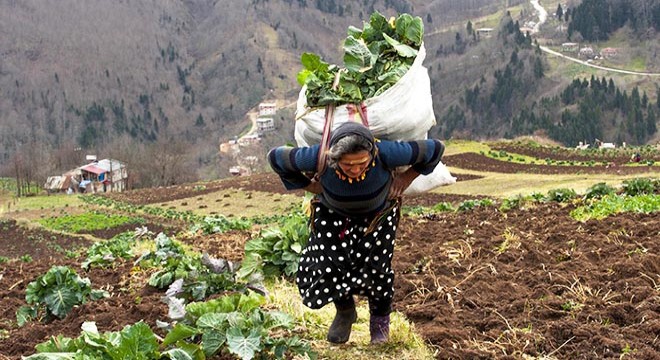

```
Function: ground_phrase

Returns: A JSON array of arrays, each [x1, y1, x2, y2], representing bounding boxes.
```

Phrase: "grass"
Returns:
[[266, 278, 436, 360], [1, 193, 83, 214], [157, 188, 302, 219], [434, 169, 660, 199]]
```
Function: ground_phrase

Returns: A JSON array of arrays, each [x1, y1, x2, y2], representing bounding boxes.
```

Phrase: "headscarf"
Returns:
[[329, 121, 375, 147]]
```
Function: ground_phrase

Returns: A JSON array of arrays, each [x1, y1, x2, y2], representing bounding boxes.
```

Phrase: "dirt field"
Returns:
[[0, 147, 658, 359]]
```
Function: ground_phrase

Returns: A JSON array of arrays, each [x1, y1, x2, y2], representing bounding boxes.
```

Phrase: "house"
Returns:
[[579, 47, 595, 58], [256, 117, 275, 133], [476, 28, 494, 38], [600, 47, 618, 58], [258, 102, 277, 116], [44, 158, 128, 194], [561, 42, 579, 52]]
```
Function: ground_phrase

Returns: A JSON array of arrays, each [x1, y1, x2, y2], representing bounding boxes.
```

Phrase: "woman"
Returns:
[[268, 122, 444, 344]]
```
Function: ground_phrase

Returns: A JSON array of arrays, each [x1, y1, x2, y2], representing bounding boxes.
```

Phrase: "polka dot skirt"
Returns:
[[296, 200, 400, 309]]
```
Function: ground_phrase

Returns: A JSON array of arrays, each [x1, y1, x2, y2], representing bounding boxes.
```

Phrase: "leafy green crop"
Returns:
[[24, 321, 195, 360], [570, 194, 660, 221], [165, 292, 315, 360], [238, 212, 309, 280], [17, 266, 108, 326], [39, 211, 145, 233], [298, 11, 423, 107], [190, 215, 252, 235], [82, 231, 137, 270]]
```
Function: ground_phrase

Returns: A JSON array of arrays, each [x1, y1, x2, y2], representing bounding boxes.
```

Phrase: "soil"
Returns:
[[1, 147, 659, 359]]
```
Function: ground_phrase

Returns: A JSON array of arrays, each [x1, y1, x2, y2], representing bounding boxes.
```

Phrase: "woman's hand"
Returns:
[[304, 180, 323, 194], [389, 168, 420, 199]]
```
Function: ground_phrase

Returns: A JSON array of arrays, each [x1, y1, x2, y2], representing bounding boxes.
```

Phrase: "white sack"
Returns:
[[294, 44, 435, 147], [403, 162, 456, 195]]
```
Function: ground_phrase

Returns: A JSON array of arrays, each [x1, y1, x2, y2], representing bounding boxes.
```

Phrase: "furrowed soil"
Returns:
[[1, 145, 659, 359]]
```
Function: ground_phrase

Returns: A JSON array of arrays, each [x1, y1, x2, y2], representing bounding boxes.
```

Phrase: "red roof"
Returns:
[[81, 164, 105, 175]]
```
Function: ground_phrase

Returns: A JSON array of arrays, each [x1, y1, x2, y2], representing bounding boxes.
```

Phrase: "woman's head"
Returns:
[[327, 122, 375, 178]]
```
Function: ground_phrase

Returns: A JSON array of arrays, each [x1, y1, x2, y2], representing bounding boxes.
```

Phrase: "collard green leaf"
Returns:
[[110, 321, 159, 360], [201, 331, 226, 357], [382, 33, 418, 58], [44, 288, 78, 319], [343, 36, 375, 73], [395, 13, 424, 46], [163, 323, 199, 347], [16, 305, 37, 327], [226, 327, 262, 360]]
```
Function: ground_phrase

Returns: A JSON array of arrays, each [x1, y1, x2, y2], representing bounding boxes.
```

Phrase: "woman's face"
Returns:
[[337, 150, 371, 179]]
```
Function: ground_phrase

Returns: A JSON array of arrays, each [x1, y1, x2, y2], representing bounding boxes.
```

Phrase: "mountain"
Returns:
[[1, 0, 658, 188]]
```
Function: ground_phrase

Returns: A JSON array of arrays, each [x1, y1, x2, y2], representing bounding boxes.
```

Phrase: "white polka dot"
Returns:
[[332, 277, 337, 282], [387, 216, 392, 221], [356, 279, 362, 284], [328, 209, 334, 213], [338, 256, 344, 261], [315, 290, 320, 295], [328, 297, 333, 302], [373, 232, 379, 237], [336, 285, 341, 290], [324, 288, 329, 293], [377, 286, 382, 291], [376, 240, 382, 246], [317, 233, 322, 238], [341, 242, 347, 248], [320, 244, 325, 250], [351, 277, 357, 282], [364, 242, 371, 248], [393, 226, 397, 230], [320, 279, 325, 283], [356, 253, 361, 258], [326, 232, 332, 238], [307, 302, 312, 307], [316, 207, 321, 212], [317, 299, 322, 305], [320, 256, 325, 261], [338, 220, 343, 225], [331, 245, 337, 251], [321, 220, 327, 225], [374, 256, 379, 261], [383, 249, 388, 254], [325, 267, 332, 273], [385, 234, 391, 240]]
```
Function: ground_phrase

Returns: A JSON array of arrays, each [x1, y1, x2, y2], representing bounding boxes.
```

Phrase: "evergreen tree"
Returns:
[[556, 4, 564, 20]]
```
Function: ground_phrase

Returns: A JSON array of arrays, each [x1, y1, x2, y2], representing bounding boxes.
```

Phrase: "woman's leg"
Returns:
[[368, 296, 391, 344], [327, 295, 357, 344]]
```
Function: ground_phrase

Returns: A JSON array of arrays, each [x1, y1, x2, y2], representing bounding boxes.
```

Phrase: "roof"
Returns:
[[81, 164, 105, 175], [96, 159, 125, 172], [44, 175, 75, 190]]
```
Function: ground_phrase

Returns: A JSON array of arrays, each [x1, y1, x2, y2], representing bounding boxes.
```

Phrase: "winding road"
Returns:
[[529, 0, 660, 77]]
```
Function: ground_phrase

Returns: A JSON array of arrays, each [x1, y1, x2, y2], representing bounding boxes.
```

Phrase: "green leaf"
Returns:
[[226, 327, 262, 360], [108, 321, 159, 360], [343, 36, 375, 73], [395, 13, 424, 46], [382, 33, 418, 58], [44, 288, 78, 319], [22, 353, 78, 360], [201, 331, 226, 357], [163, 323, 199, 346], [16, 305, 37, 326]]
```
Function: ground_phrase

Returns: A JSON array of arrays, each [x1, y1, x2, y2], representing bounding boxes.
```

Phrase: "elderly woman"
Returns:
[[267, 122, 444, 344]]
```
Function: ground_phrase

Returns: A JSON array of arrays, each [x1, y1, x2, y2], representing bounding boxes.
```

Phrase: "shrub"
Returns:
[[546, 188, 577, 203], [622, 178, 655, 196], [583, 182, 616, 200]]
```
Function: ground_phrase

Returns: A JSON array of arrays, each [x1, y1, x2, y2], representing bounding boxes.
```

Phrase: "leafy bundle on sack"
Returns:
[[297, 11, 424, 107]]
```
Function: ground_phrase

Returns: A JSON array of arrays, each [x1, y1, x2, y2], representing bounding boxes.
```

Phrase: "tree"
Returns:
[[556, 4, 564, 20]]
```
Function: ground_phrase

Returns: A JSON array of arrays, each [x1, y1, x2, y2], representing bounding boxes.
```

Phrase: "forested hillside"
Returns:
[[0, 0, 658, 190]]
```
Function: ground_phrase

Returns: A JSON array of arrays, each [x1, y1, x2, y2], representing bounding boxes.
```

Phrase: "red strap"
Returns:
[[315, 71, 371, 179]]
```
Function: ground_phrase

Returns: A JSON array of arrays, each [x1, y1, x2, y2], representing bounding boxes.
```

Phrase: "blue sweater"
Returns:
[[268, 139, 444, 216]]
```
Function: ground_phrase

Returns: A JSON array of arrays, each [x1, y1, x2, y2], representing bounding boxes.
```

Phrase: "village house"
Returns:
[[561, 42, 579, 52], [256, 117, 275, 133], [258, 102, 277, 116], [476, 28, 494, 38], [579, 46, 595, 58], [44, 158, 128, 194], [600, 47, 618, 59]]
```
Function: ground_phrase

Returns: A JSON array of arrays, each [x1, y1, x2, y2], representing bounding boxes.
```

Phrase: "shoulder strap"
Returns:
[[314, 72, 371, 180]]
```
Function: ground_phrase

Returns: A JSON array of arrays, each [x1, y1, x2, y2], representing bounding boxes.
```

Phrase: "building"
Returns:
[[476, 28, 494, 38], [561, 42, 579, 52], [579, 47, 594, 58], [600, 47, 618, 59], [258, 102, 277, 116], [256, 117, 275, 133], [44, 158, 128, 194]]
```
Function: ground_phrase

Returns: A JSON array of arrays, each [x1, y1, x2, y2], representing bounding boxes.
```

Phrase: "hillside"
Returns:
[[1, 0, 659, 189]]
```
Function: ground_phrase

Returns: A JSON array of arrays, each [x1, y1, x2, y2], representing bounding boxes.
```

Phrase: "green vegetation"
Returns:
[[299, 12, 423, 107], [38, 211, 145, 233], [238, 212, 309, 279], [17, 266, 109, 326]]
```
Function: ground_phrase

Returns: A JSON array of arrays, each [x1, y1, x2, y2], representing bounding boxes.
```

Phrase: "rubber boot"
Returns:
[[327, 302, 357, 344], [370, 314, 390, 344]]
